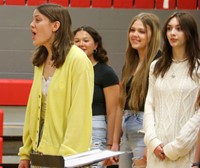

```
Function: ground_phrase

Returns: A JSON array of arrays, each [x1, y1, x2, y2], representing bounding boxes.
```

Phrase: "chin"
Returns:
[[33, 41, 41, 47], [131, 44, 140, 49]]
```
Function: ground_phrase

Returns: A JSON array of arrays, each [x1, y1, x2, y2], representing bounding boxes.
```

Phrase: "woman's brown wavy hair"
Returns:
[[32, 3, 74, 68]]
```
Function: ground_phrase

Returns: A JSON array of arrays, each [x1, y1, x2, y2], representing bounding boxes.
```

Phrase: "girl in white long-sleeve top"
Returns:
[[144, 12, 200, 168]]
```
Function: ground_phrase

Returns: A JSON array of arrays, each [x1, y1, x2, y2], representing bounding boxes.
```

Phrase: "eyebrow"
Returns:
[[33, 13, 41, 17]]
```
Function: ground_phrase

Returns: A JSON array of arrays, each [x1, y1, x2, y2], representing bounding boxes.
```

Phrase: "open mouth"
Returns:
[[31, 30, 36, 39]]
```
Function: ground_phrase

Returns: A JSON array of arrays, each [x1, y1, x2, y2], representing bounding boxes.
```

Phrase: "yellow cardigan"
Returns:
[[18, 45, 94, 160]]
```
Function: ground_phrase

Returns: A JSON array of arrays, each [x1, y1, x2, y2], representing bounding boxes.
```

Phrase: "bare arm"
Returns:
[[104, 84, 120, 146], [112, 104, 123, 150], [104, 103, 123, 165], [103, 84, 120, 166]]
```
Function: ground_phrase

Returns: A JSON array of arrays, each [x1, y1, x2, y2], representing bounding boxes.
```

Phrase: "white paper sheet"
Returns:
[[64, 149, 124, 167]]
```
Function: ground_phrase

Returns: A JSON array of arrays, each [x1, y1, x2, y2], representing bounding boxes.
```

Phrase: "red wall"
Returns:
[[0, 0, 199, 9]]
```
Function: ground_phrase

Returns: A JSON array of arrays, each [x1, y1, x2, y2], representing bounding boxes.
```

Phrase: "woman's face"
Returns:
[[74, 30, 97, 59], [129, 19, 152, 52], [30, 9, 58, 48], [166, 17, 186, 49]]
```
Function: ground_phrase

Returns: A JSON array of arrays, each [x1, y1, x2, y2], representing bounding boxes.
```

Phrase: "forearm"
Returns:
[[104, 84, 120, 145], [164, 110, 200, 161], [112, 107, 123, 146], [106, 112, 116, 145]]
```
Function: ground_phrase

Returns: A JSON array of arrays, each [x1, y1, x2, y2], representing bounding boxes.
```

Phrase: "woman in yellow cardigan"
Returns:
[[18, 3, 94, 168]]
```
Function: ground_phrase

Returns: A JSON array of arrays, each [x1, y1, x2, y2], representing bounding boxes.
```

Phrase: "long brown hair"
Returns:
[[154, 12, 200, 78], [32, 3, 73, 68], [120, 13, 161, 111]]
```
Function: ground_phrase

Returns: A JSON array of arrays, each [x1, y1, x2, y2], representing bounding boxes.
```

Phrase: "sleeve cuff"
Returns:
[[19, 154, 30, 161], [163, 143, 179, 160], [148, 138, 162, 153]]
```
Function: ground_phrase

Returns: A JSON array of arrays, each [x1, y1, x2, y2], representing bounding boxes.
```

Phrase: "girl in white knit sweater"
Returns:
[[144, 12, 200, 168]]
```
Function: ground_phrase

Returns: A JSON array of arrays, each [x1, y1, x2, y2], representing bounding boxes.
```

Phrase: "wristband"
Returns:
[[106, 144, 112, 147]]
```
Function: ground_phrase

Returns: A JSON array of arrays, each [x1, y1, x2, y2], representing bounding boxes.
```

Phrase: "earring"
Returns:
[[93, 49, 97, 54]]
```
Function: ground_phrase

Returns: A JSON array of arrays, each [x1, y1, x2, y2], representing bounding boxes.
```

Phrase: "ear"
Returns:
[[52, 21, 60, 32], [94, 42, 98, 50]]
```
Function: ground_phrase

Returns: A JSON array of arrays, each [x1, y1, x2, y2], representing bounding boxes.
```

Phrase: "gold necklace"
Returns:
[[172, 57, 188, 63]]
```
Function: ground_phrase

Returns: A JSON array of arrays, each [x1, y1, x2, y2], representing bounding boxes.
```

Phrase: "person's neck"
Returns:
[[89, 56, 98, 66], [137, 48, 146, 62], [172, 48, 187, 62]]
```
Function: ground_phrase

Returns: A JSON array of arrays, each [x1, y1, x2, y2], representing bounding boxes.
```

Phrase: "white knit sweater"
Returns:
[[144, 60, 200, 168]]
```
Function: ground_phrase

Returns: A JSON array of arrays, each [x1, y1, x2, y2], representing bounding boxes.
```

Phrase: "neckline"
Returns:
[[172, 57, 188, 63], [93, 62, 98, 67]]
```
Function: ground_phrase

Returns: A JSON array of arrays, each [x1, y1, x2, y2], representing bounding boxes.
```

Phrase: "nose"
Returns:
[[75, 41, 83, 48], [79, 41, 84, 47], [30, 21, 34, 28], [131, 30, 139, 37], [170, 28, 176, 35]]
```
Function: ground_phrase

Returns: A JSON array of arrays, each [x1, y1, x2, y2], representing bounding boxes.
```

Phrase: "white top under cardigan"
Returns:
[[144, 60, 200, 168]]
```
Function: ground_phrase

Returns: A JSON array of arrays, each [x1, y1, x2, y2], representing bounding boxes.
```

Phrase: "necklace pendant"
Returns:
[[171, 74, 175, 78]]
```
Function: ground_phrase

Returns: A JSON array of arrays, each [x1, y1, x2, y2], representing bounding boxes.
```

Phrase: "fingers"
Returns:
[[103, 159, 116, 166], [157, 152, 165, 160], [103, 156, 119, 166], [155, 150, 165, 160], [153, 144, 166, 160]]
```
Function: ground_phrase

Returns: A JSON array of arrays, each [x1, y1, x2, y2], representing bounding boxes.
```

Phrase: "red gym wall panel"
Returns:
[[0, 137, 2, 164], [0, 0, 3, 5], [0, 79, 33, 106], [49, 0, 69, 6], [156, 0, 176, 9], [6, 0, 25, 5], [199, 0, 200, 9], [0, 110, 3, 137], [70, 0, 90, 7], [177, 0, 197, 9], [134, 0, 155, 9], [27, 0, 47, 6], [113, 0, 133, 8], [92, 0, 112, 8]]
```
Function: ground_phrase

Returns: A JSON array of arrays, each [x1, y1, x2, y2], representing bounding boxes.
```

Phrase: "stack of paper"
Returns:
[[30, 149, 124, 168], [64, 149, 124, 167]]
